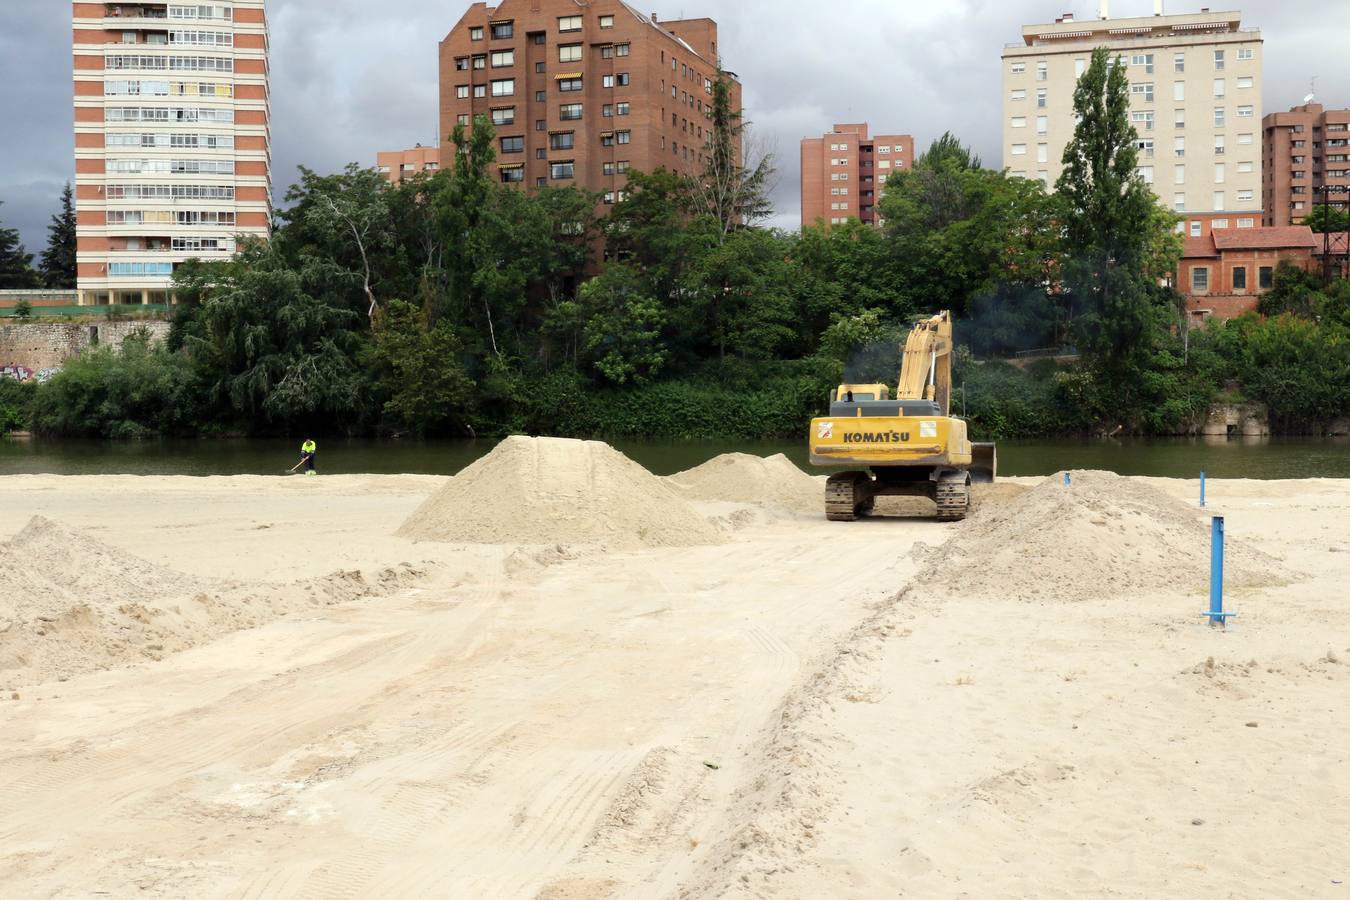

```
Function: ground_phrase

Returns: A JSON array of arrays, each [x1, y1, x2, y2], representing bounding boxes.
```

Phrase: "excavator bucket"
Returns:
[[969, 442, 997, 484]]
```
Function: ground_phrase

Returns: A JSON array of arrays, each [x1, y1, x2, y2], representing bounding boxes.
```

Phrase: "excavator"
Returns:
[[808, 310, 996, 521]]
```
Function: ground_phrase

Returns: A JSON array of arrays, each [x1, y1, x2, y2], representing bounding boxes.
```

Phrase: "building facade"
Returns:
[[377, 145, 442, 185], [1179, 225, 1316, 320], [800, 123, 912, 228], [1262, 102, 1350, 227], [377, 1, 736, 204], [72, 1, 271, 306], [1003, 6, 1262, 238]]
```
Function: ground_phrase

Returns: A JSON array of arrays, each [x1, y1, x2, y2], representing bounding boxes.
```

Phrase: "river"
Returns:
[[1, 435, 1348, 479]]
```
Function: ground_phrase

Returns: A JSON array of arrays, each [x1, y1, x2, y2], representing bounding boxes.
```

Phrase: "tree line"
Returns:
[[5, 51, 1350, 440], [0, 185, 77, 296]]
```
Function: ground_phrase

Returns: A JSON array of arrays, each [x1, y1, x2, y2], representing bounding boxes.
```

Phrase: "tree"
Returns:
[[1301, 203, 1350, 234], [0, 201, 40, 289], [13, 299, 32, 319], [577, 263, 669, 384], [369, 299, 475, 435], [1056, 46, 1176, 369], [39, 183, 77, 289], [686, 66, 773, 239]]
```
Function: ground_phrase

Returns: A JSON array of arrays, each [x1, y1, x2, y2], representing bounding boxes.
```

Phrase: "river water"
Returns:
[[1, 436, 1347, 479]]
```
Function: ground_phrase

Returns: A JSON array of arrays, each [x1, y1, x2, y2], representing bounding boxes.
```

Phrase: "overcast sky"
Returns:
[[1, 0, 1345, 251]]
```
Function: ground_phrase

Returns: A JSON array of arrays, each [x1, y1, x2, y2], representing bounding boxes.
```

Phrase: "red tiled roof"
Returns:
[[1212, 226, 1318, 251], [1182, 235, 1218, 258], [1310, 231, 1350, 253]]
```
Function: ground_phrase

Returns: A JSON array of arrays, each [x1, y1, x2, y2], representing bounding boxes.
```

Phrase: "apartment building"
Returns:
[[1262, 101, 1350, 227], [800, 123, 913, 228], [72, 1, 271, 306], [1003, 5, 1262, 238], [377, 145, 442, 185], [379, 1, 737, 206]]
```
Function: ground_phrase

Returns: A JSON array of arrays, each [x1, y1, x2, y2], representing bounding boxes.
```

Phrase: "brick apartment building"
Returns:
[[800, 124, 912, 228], [377, 145, 441, 186], [1261, 101, 1350, 227], [377, 1, 738, 207], [1004, 5, 1263, 239], [72, 1, 271, 306], [1178, 225, 1317, 319]]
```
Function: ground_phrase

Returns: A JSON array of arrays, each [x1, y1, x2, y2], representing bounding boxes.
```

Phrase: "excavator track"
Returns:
[[825, 473, 873, 521], [934, 478, 971, 521]]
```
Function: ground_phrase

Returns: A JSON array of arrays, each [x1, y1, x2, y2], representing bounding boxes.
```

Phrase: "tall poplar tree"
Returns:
[[40, 182, 77, 289]]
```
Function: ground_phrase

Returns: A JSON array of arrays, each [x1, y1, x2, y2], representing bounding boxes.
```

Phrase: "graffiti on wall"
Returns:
[[1, 365, 61, 383]]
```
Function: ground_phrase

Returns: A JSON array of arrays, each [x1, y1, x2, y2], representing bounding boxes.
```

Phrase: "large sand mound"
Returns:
[[0, 516, 426, 686], [668, 453, 821, 513], [915, 470, 1284, 601], [397, 436, 724, 549]]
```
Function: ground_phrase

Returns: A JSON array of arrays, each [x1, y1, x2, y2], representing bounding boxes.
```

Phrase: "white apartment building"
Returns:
[[1003, 5, 1262, 237], [72, 1, 271, 306]]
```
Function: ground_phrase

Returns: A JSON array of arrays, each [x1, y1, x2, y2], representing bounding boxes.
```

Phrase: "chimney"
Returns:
[[1099, 0, 1109, 18], [651, 11, 658, 22], [1062, 12, 1074, 22]]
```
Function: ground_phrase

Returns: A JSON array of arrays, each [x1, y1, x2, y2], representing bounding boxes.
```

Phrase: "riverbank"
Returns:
[[0, 454, 1346, 896]]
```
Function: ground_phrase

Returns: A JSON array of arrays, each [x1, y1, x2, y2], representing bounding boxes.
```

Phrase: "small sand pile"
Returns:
[[915, 470, 1285, 601], [668, 453, 821, 513], [397, 436, 724, 549], [0, 516, 428, 686]]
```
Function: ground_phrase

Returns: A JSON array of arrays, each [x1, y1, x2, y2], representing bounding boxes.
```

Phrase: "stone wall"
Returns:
[[0, 320, 171, 378]]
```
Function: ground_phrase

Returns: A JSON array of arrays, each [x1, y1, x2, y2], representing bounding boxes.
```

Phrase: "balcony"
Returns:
[[103, 3, 167, 27]]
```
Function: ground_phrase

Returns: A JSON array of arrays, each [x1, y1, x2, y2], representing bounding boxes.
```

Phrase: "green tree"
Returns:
[[577, 263, 669, 384], [13, 299, 33, 319], [369, 299, 475, 435], [1301, 203, 1350, 234], [39, 183, 77, 289], [0, 201, 40, 289], [686, 66, 773, 238], [1056, 46, 1177, 370]]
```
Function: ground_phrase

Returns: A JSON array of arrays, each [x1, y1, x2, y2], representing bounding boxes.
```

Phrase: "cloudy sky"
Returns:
[[1, 0, 1344, 251]]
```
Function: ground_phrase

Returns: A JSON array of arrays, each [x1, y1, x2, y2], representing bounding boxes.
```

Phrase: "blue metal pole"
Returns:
[[1208, 515, 1230, 626], [1064, 471, 1071, 486], [1200, 471, 1206, 508]]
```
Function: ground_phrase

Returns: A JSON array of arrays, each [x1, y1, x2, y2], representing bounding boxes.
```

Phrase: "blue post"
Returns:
[[1206, 515, 1234, 626], [1064, 471, 1072, 486], [1200, 471, 1206, 508]]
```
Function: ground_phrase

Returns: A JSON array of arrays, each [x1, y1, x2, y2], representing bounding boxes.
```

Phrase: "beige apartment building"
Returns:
[[72, 1, 271, 306], [1003, 5, 1262, 238], [800, 123, 913, 228]]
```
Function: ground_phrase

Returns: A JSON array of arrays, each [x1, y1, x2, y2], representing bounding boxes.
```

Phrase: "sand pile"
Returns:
[[396, 436, 724, 549], [668, 453, 821, 513], [914, 470, 1284, 601], [0, 516, 428, 686]]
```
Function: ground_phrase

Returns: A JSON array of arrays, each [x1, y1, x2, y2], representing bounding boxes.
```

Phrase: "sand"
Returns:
[[668, 452, 822, 513], [0, 456, 1346, 899], [398, 435, 724, 549]]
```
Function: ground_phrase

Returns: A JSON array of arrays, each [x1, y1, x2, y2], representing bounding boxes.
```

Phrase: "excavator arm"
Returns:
[[895, 312, 954, 415]]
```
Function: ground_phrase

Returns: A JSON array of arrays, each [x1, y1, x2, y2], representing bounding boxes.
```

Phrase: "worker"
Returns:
[[299, 439, 317, 476]]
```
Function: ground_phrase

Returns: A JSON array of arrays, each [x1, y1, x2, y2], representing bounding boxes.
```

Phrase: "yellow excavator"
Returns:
[[808, 310, 996, 521]]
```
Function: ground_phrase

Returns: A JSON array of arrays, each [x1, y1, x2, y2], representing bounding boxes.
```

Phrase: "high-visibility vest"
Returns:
[[302, 441, 316, 453]]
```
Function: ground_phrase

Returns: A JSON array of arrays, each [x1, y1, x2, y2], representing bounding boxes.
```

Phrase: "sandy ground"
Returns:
[[0, 461, 1347, 899]]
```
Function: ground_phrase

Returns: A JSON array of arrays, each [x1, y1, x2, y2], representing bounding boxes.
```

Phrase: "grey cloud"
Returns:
[[2, 0, 1346, 247]]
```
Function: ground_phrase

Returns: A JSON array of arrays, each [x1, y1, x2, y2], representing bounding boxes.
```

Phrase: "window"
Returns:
[[1192, 267, 1209, 291], [599, 14, 614, 28], [532, 33, 545, 45], [549, 132, 574, 151], [456, 84, 469, 99], [558, 77, 582, 92], [558, 43, 582, 63], [456, 57, 468, 71], [536, 62, 545, 73], [490, 50, 514, 68], [535, 90, 546, 102], [1237, 76, 1253, 89], [499, 136, 523, 154], [473, 56, 485, 69], [1237, 161, 1253, 173], [490, 78, 514, 97], [1213, 191, 1225, 211], [1131, 82, 1154, 102], [1213, 78, 1225, 98], [1036, 116, 1047, 134], [558, 15, 582, 32], [1174, 52, 1185, 73], [1037, 143, 1048, 163], [536, 148, 546, 159], [1213, 49, 1224, 70], [1214, 162, 1225, 183], [490, 21, 513, 40], [616, 43, 630, 57], [1132, 111, 1154, 131], [1036, 88, 1046, 108], [1259, 266, 1273, 289], [1173, 81, 1185, 101], [1232, 265, 1247, 291], [560, 103, 582, 120], [500, 165, 524, 183], [1212, 219, 1228, 229], [1010, 89, 1026, 101], [1133, 53, 1154, 74], [616, 102, 629, 116], [1175, 108, 1185, 128], [1237, 47, 1253, 61], [1011, 143, 1027, 156], [458, 114, 470, 125], [602, 104, 613, 117], [1175, 164, 1185, 184], [1214, 108, 1225, 127], [1011, 116, 1026, 128], [1237, 189, 1254, 202], [1237, 105, 1253, 118], [1175, 137, 1185, 157], [1137, 165, 1153, 184], [1075, 58, 1086, 77], [617, 160, 629, 174], [1136, 138, 1154, 158], [1011, 62, 1025, 74], [1237, 133, 1253, 145], [1037, 171, 1049, 187], [469, 26, 483, 40], [603, 74, 614, 88], [616, 73, 630, 86], [1215, 135, 1225, 155], [550, 161, 574, 180], [1175, 192, 1186, 211], [491, 107, 515, 125], [616, 129, 630, 144], [473, 84, 486, 98], [1036, 62, 1046, 81], [1237, 217, 1254, 228]]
